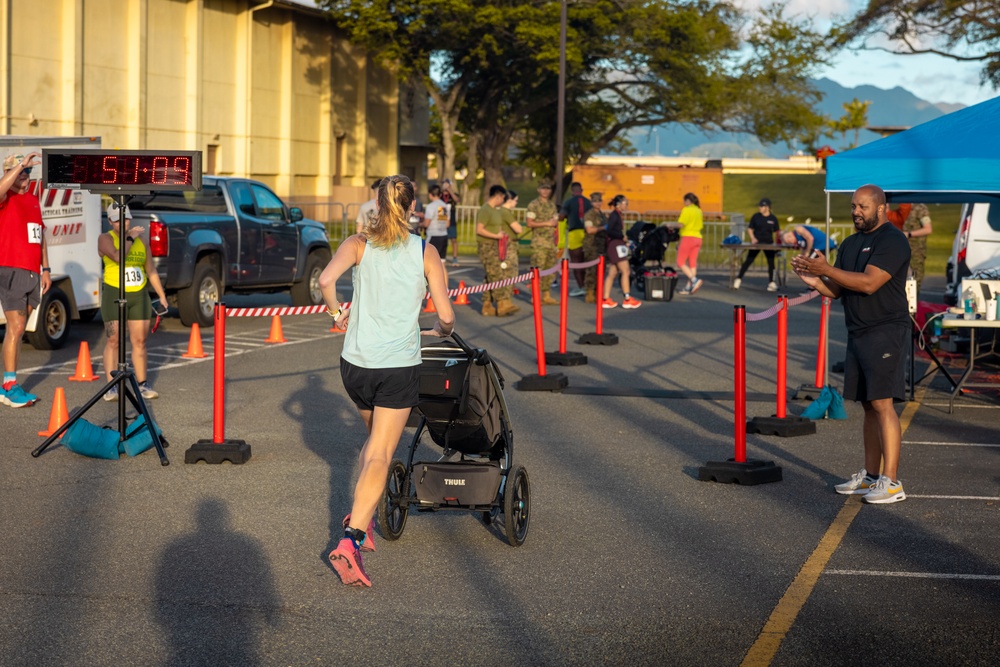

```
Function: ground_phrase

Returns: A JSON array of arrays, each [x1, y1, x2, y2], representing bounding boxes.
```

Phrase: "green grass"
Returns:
[[723, 173, 961, 276]]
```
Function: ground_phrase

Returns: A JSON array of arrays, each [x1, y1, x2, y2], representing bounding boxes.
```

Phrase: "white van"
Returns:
[[0, 136, 104, 348], [945, 202, 1000, 305]]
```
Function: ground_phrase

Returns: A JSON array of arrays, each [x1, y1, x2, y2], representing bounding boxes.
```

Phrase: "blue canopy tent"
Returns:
[[825, 95, 1000, 204]]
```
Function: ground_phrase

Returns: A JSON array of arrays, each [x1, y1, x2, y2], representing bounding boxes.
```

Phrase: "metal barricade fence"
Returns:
[[291, 197, 852, 272]]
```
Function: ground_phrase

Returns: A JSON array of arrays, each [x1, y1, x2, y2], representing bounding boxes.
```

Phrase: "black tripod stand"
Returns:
[[32, 194, 169, 464]]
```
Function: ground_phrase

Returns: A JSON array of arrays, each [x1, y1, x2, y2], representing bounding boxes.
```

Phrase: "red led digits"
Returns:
[[102, 155, 118, 184], [173, 156, 191, 185], [152, 156, 168, 184]]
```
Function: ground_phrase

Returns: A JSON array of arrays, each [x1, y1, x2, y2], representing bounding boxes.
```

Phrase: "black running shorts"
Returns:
[[340, 357, 420, 411], [428, 235, 448, 257], [842, 324, 909, 403], [0, 267, 40, 311]]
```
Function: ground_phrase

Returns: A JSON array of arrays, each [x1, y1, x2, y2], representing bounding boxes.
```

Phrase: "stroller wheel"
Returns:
[[377, 459, 409, 541], [502, 465, 530, 547]]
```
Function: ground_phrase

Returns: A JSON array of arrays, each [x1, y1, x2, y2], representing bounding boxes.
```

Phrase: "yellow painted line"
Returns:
[[741, 378, 930, 666]]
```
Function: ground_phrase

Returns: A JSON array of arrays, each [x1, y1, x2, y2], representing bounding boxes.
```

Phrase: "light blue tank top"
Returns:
[[341, 235, 426, 369]]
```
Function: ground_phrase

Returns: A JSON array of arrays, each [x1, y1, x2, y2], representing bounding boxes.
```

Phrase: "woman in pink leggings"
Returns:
[[676, 193, 704, 295]]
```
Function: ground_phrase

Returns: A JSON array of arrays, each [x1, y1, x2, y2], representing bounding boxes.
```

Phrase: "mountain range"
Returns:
[[624, 78, 967, 159]]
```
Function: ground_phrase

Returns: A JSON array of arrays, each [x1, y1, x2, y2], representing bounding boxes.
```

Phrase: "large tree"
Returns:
[[834, 1, 1000, 87], [320, 1, 830, 199]]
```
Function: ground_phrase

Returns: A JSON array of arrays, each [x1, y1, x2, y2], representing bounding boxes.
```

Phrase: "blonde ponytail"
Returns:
[[367, 175, 414, 248]]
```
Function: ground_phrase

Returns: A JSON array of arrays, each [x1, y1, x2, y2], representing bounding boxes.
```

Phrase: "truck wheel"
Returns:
[[290, 251, 330, 307], [178, 257, 221, 328], [26, 287, 71, 350]]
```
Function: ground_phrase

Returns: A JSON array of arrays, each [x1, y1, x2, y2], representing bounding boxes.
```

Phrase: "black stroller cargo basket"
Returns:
[[417, 339, 504, 456]]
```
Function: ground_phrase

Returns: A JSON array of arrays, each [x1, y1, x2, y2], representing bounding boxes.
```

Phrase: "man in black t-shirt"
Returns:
[[791, 184, 911, 506], [734, 197, 780, 291]]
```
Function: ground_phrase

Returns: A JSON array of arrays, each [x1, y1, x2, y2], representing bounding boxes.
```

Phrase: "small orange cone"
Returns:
[[181, 323, 207, 358], [38, 387, 69, 437], [265, 315, 287, 343], [455, 281, 470, 306], [422, 296, 437, 313], [68, 342, 99, 381]]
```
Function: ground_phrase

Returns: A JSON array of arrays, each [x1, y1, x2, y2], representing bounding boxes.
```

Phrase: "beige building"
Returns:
[[0, 0, 430, 206]]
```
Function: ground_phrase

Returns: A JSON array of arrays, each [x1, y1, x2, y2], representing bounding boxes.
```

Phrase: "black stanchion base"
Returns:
[[545, 350, 588, 366], [746, 416, 816, 437], [514, 373, 568, 392], [185, 439, 252, 465], [792, 384, 823, 401], [698, 459, 783, 485], [577, 332, 619, 345]]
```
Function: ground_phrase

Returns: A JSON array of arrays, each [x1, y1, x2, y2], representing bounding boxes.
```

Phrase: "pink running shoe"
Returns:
[[622, 296, 641, 309], [602, 298, 618, 309], [342, 513, 376, 552], [329, 538, 371, 587]]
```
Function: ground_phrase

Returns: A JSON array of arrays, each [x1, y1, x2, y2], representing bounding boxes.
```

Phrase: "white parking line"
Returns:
[[827, 570, 1000, 581], [907, 494, 1000, 501], [920, 401, 1000, 410]]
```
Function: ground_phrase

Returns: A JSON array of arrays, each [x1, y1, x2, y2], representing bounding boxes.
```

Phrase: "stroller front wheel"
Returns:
[[503, 465, 530, 547], [378, 459, 409, 540]]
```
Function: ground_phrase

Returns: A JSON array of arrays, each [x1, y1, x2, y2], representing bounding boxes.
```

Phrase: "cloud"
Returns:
[[733, 0, 855, 22]]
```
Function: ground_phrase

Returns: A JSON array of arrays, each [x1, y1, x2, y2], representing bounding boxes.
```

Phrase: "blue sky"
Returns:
[[737, 0, 996, 107]]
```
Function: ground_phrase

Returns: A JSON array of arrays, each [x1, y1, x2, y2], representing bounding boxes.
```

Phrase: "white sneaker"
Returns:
[[732, 278, 742, 290], [834, 468, 878, 495], [767, 281, 778, 292], [863, 476, 906, 504], [569, 288, 586, 297]]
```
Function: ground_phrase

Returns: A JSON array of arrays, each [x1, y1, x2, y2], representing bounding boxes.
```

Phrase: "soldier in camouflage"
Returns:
[[500, 190, 523, 294], [477, 185, 521, 317], [582, 192, 607, 303], [525, 182, 560, 305], [901, 204, 932, 294]]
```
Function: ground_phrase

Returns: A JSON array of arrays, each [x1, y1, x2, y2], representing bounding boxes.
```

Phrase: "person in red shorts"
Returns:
[[0, 152, 50, 408]]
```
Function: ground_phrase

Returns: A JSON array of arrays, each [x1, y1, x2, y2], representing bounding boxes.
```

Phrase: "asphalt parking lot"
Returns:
[[1, 267, 998, 666]]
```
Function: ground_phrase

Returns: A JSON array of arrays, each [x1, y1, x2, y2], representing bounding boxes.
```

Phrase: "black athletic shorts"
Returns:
[[428, 235, 448, 257], [340, 357, 420, 411], [842, 324, 909, 403], [0, 267, 40, 311]]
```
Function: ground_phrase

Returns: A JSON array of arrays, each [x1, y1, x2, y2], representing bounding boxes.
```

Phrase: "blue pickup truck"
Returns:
[[129, 176, 331, 327]]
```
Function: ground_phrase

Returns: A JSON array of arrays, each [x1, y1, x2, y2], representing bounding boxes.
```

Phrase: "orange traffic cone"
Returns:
[[422, 296, 437, 313], [265, 315, 287, 343], [38, 387, 69, 437], [181, 323, 207, 358], [68, 341, 99, 381], [455, 281, 470, 306]]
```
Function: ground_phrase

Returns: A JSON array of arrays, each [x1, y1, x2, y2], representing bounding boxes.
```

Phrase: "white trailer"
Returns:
[[0, 136, 104, 348]]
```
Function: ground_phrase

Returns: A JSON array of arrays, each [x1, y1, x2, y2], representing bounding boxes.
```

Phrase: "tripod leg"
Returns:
[[124, 373, 169, 466], [31, 376, 121, 457]]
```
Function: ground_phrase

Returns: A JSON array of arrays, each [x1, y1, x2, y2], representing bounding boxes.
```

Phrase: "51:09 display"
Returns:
[[43, 150, 202, 192]]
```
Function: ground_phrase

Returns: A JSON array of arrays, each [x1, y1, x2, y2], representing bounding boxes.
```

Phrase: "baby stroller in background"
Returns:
[[626, 221, 680, 293], [377, 332, 530, 547]]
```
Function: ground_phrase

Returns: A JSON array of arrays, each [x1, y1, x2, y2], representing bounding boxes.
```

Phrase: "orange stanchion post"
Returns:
[[38, 387, 69, 437], [578, 255, 618, 345], [546, 258, 587, 366], [747, 296, 815, 437], [793, 296, 830, 400], [181, 323, 207, 359], [699, 305, 783, 484], [515, 268, 567, 391], [265, 315, 287, 343], [455, 280, 470, 306], [185, 303, 251, 464], [68, 341, 100, 381]]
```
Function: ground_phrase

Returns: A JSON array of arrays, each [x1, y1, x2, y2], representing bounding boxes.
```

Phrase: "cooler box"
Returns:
[[644, 272, 678, 301]]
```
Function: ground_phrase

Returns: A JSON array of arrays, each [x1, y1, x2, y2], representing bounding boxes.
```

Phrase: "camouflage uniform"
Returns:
[[582, 207, 607, 296], [477, 204, 511, 303], [526, 196, 559, 293], [500, 207, 521, 283], [902, 204, 930, 292]]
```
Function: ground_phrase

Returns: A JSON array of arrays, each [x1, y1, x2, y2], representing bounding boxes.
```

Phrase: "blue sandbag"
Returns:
[[827, 386, 847, 420], [800, 385, 832, 420], [59, 418, 121, 460], [122, 414, 163, 457]]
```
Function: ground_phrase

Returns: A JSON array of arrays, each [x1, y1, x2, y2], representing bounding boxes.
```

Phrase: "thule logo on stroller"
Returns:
[[444, 479, 466, 486]]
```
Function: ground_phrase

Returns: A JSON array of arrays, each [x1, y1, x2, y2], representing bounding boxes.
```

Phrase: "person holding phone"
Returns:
[[98, 203, 168, 401]]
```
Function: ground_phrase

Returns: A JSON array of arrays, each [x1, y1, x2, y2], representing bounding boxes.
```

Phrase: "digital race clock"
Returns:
[[42, 149, 202, 193]]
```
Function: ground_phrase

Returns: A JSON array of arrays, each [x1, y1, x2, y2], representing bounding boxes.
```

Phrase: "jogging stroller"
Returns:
[[626, 221, 680, 293], [376, 332, 530, 547]]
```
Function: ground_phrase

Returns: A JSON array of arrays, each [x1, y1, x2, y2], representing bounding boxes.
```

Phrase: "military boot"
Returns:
[[584, 291, 596, 304], [542, 293, 560, 306], [495, 298, 520, 317], [481, 300, 497, 317]]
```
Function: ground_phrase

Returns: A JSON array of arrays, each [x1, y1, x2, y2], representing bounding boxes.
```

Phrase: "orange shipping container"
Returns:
[[573, 164, 723, 215]]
